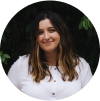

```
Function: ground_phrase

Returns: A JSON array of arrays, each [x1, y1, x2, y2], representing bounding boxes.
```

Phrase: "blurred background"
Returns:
[[0, 1, 99, 75]]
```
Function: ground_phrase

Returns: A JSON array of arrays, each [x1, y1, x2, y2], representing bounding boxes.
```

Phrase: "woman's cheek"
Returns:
[[38, 36, 43, 43]]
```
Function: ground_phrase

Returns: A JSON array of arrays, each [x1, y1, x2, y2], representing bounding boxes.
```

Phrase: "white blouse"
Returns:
[[8, 55, 92, 100]]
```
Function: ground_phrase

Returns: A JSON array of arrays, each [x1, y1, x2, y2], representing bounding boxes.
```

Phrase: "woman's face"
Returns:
[[37, 19, 60, 53]]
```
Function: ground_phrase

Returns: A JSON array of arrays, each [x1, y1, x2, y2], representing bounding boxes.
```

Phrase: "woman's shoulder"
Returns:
[[18, 54, 29, 61], [8, 55, 29, 74], [14, 54, 29, 64], [75, 57, 91, 74], [17, 54, 29, 66], [78, 57, 89, 67], [77, 57, 92, 75], [8, 55, 30, 87], [10, 54, 29, 70], [77, 57, 92, 87], [79, 57, 87, 63]]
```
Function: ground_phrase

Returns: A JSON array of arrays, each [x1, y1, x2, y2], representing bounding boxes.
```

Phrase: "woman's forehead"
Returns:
[[39, 19, 54, 29]]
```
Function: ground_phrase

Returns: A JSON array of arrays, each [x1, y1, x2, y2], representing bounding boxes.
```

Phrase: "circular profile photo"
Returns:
[[0, 1, 99, 100]]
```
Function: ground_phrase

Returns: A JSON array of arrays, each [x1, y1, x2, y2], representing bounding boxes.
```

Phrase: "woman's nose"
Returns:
[[44, 31, 50, 39]]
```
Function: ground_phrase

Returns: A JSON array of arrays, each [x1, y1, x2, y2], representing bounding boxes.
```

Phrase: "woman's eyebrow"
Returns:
[[49, 27, 55, 28], [39, 27, 55, 30], [38, 29, 43, 31]]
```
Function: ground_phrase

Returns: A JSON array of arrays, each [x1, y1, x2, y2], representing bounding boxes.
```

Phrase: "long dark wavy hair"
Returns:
[[28, 11, 81, 83]]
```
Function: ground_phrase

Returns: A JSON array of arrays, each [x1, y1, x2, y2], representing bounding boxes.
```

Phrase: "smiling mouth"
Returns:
[[43, 41, 53, 44]]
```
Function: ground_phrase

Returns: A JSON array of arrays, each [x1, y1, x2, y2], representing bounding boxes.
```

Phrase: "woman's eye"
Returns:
[[39, 31, 43, 35], [49, 29, 56, 32]]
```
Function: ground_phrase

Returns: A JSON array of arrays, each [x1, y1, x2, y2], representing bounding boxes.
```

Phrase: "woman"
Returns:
[[8, 11, 92, 100]]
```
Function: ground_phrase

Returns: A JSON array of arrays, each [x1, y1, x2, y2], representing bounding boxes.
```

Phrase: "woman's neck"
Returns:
[[44, 50, 58, 66]]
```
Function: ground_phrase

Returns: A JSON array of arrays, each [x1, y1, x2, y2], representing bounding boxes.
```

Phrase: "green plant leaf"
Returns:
[[4, 58, 7, 64], [83, 19, 88, 30], [3, 54, 11, 58], [82, 15, 86, 20], [79, 21, 83, 29], [87, 19, 91, 27], [0, 51, 3, 55], [85, 19, 89, 30], [89, 21, 93, 29], [79, 15, 93, 30], [88, 27, 97, 37], [83, 21, 86, 29], [87, 19, 93, 29], [1, 55, 5, 62]]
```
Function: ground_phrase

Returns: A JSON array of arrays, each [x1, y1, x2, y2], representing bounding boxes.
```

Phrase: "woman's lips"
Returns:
[[43, 41, 53, 44]]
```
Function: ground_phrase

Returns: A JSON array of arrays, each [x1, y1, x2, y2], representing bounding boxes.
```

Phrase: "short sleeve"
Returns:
[[8, 58, 20, 90], [79, 58, 92, 88]]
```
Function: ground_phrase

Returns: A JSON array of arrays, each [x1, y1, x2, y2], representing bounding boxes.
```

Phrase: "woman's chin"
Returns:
[[43, 48, 58, 53]]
